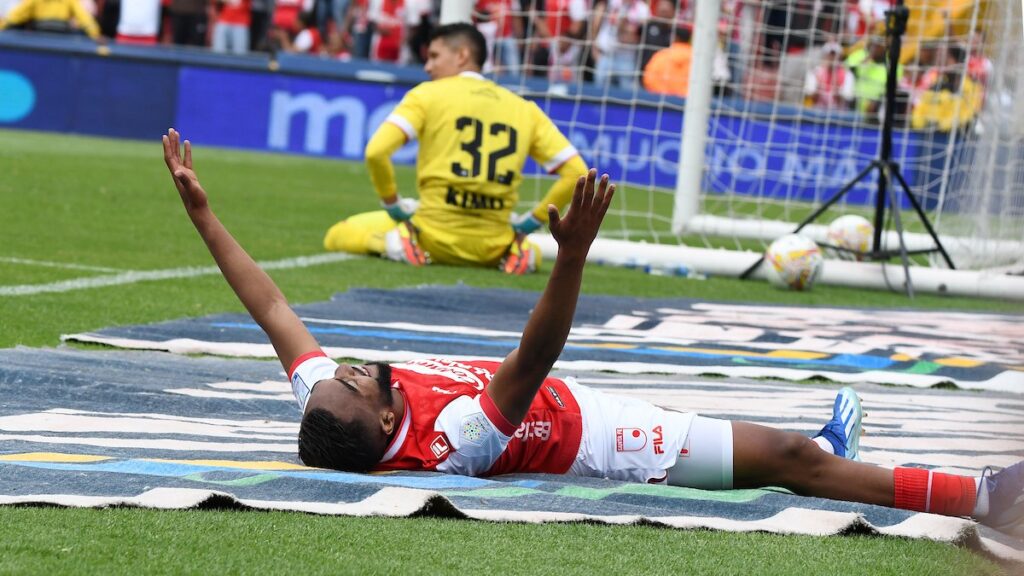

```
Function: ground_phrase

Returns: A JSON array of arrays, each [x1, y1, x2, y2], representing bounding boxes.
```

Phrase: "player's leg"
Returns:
[[666, 387, 866, 491], [324, 209, 430, 267], [729, 420, 894, 505], [667, 397, 1023, 534], [324, 210, 396, 255]]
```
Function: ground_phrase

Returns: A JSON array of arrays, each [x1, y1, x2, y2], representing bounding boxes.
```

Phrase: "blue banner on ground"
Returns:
[[68, 286, 1024, 392], [1, 347, 1020, 562]]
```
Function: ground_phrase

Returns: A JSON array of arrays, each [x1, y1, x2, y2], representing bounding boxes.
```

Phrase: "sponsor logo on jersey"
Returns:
[[615, 428, 647, 452], [513, 420, 552, 441], [545, 386, 565, 409], [430, 434, 450, 458], [653, 425, 665, 455], [396, 359, 489, 390], [445, 188, 506, 210]]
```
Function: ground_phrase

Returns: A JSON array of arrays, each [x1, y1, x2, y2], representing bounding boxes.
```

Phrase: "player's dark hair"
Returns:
[[429, 22, 487, 69], [298, 408, 383, 472]]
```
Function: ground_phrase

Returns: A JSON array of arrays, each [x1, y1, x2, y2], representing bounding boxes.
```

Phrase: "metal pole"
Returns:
[[440, 0, 474, 24], [671, 0, 722, 234]]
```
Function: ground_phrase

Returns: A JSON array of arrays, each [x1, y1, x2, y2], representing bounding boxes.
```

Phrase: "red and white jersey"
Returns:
[[375, 359, 583, 476], [289, 353, 695, 483]]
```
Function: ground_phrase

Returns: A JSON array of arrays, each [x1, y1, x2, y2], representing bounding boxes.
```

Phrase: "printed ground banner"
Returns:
[[66, 286, 1024, 392], [0, 347, 1021, 563]]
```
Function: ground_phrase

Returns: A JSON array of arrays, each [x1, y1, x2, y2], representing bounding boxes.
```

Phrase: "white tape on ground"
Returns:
[[0, 253, 355, 296]]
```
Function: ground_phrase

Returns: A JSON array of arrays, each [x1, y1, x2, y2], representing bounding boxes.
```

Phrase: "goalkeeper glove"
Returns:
[[510, 211, 543, 235], [382, 196, 419, 222]]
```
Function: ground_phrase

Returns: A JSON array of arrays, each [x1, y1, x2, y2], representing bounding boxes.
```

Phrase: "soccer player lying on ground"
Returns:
[[322, 23, 588, 275], [163, 128, 1022, 537]]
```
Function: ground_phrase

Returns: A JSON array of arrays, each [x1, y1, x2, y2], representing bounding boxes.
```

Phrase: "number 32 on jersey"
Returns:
[[450, 116, 519, 185]]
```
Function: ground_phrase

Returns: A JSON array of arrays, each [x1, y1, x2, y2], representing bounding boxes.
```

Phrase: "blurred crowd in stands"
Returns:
[[0, 0, 993, 131]]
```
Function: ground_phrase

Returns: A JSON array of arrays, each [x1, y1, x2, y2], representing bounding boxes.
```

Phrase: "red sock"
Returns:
[[893, 468, 977, 516]]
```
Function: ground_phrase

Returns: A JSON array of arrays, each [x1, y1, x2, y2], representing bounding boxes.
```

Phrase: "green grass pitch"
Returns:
[[0, 128, 1013, 574]]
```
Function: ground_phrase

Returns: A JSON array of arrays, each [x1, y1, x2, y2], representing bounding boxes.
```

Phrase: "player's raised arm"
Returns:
[[488, 169, 614, 424], [162, 128, 320, 373]]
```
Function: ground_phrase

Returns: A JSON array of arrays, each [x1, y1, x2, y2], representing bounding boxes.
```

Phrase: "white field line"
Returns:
[[0, 257, 124, 273], [0, 253, 355, 297]]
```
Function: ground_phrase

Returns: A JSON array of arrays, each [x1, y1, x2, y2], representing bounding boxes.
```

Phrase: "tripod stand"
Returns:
[[741, 0, 956, 297]]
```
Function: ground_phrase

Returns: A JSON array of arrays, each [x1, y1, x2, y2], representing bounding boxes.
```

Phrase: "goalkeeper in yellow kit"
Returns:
[[323, 23, 588, 274]]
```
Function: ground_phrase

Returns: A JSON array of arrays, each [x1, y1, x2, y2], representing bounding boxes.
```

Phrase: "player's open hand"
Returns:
[[162, 128, 208, 213], [547, 169, 614, 257]]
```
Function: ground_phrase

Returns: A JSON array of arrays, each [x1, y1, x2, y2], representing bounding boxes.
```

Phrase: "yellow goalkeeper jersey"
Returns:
[[385, 71, 578, 235], [0, 0, 101, 38]]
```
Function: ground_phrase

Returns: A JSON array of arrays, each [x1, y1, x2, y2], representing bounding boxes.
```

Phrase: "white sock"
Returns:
[[973, 477, 990, 517], [812, 436, 835, 455]]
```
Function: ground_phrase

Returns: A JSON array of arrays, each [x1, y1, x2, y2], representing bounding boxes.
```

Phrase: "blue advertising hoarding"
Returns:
[[0, 48, 177, 139], [0, 41, 938, 209], [176, 65, 924, 207]]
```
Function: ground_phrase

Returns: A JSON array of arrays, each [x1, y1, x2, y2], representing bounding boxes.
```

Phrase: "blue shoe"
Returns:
[[978, 461, 1024, 538], [814, 387, 863, 461]]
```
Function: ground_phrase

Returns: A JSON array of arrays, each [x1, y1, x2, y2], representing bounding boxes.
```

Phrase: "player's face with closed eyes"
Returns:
[[313, 363, 393, 411]]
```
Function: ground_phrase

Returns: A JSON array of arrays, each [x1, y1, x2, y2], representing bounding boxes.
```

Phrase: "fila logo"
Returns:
[[653, 425, 665, 455], [615, 428, 647, 452], [430, 434, 450, 458]]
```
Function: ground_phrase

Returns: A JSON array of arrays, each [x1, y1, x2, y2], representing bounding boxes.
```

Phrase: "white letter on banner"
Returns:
[[268, 91, 366, 157]]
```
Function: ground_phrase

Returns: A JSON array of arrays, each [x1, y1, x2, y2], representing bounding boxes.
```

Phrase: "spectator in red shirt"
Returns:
[[369, 0, 402, 62], [273, 9, 322, 53], [530, 0, 587, 82], [476, 0, 521, 77], [272, 0, 311, 34], [803, 41, 855, 110], [212, 0, 251, 53]]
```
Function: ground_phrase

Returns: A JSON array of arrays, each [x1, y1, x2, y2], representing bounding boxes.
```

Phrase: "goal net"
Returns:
[[460, 0, 1023, 278]]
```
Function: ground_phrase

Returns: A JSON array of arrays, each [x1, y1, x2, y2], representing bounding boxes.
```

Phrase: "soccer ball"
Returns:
[[764, 234, 823, 291], [826, 215, 874, 260]]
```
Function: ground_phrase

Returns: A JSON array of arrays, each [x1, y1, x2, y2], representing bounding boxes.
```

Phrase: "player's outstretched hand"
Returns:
[[547, 169, 614, 257], [162, 128, 208, 213]]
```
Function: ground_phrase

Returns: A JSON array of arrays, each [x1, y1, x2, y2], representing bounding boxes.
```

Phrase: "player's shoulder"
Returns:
[[432, 74, 529, 103]]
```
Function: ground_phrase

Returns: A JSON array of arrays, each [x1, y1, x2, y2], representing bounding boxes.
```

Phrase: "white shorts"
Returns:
[[567, 381, 698, 484]]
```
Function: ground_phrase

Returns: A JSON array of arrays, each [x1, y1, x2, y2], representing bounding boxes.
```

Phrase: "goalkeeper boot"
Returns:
[[977, 460, 1024, 538], [384, 222, 430, 266], [813, 387, 863, 461], [501, 236, 541, 275]]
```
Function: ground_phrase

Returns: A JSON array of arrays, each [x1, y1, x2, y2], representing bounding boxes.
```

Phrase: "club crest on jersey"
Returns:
[[430, 434, 450, 458], [616, 428, 647, 452], [460, 414, 488, 445]]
